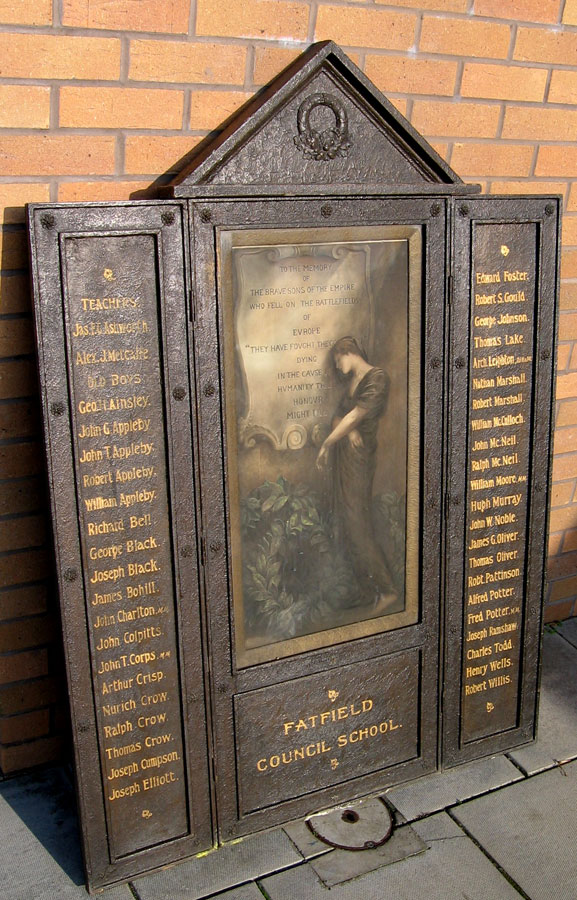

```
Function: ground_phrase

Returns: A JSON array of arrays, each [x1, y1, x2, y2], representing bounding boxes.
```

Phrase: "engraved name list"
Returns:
[[461, 224, 536, 743], [65, 234, 188, 857]]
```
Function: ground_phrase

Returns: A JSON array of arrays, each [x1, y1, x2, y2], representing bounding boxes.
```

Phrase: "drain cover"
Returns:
[[306, 797, 393, 851]]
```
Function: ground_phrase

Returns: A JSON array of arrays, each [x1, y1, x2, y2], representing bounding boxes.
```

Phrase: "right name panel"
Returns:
[[443, 197, 559, 766]]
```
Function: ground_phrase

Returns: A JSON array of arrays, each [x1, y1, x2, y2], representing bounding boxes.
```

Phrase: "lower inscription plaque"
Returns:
[[64, 233, 188, 855], [236, 651, 419, 814]]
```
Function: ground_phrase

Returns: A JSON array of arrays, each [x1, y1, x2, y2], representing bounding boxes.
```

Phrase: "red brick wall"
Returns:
[[0, 0, 575, 773]]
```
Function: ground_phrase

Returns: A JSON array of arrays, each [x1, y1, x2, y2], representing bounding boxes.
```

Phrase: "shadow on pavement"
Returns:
[[0, 765, 84, 886]]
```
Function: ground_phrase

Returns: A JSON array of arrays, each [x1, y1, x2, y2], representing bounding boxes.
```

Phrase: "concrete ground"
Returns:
[[1, 619, 577, 900]]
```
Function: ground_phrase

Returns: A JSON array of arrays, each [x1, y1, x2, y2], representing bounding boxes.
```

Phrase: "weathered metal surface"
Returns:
[[173, 46, 464, 845], [170, 42, 472, 193], [236, 653, 419, 814], [28, 202, 212, 889], [306, 796, 393, 851], [460, 222, 535, 742], [443, 196, 559, 765], [190, 194, 447, 841], [63, 232, 189, 854], [26, 40, 560, 891]]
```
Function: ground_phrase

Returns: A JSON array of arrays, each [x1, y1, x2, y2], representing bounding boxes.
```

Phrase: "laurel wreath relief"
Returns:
[[294, 92, 352, 161]]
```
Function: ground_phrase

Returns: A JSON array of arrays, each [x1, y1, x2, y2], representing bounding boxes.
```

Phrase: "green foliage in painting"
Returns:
[[241, 477, 355, 640], [241, 477, 405, 641]]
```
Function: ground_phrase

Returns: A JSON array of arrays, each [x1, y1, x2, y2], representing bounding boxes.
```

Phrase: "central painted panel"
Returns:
[[219, 226, 421, 666]]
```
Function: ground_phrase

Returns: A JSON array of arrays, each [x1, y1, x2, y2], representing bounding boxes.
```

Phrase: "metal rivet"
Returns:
[[203, 382, 216, 397], [181, 545, 194, 558], [172, 385, 186, 401], [364, 841, 377, 849], [430, 202, 441, 217], [431, 357, 441, 369], [50, 401, 65, 416], [200, 209, 212, 223], [41, 213, 55, 230], [540, 348, 551, 360], [455, 357, 466, 369], [321, 204, 333, 218], [545, 204, 555, 216], [64, 567, 78, 583], [161, 211, 175, 226], [209, 540, 222, 553], [459, 204, 470, 217]]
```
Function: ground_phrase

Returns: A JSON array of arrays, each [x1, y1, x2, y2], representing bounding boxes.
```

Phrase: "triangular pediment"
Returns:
[[169, 41, 463, 193]]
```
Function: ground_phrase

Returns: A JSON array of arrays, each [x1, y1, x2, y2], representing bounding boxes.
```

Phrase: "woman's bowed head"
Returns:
[[316, 336, 398, 616], [316, 336, 374, 471]]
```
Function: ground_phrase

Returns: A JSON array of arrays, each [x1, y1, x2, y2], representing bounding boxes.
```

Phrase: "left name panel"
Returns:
[[29, 205, 212, 887], [66, 232, 187, 855]]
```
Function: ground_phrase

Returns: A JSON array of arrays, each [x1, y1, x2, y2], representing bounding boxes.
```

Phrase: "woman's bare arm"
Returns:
[[316, 406, 369, 468], [325, 406, 368, 445]]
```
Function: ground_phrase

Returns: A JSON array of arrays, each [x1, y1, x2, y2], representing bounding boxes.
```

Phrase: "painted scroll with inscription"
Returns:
[[220, 226, 421, 666]]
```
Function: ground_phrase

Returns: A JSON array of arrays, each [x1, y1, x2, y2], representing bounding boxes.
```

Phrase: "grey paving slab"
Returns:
[[196, 885, 264, 900], [383, 753, 523, 821], [453, 759, 577, 900], [282, 818, 332, 859], [559, 615, 577, 649], [0, 767, 130, 900], [261, 812, 523, 899], [309, 822, 426, 887], [508, 632, 577, 774], [132, 827, 301, 900], [411, 809, 463, 841]]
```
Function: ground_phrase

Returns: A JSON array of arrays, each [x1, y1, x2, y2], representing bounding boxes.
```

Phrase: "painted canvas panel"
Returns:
[[219, 226, 421, 666]]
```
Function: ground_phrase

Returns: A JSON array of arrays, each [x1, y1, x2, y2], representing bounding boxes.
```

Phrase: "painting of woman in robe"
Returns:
[[223, 227, 419, 665], [316, 336, 402, 616]]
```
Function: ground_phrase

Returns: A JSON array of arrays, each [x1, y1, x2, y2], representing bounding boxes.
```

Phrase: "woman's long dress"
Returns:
[[333, 366, 395, 602]]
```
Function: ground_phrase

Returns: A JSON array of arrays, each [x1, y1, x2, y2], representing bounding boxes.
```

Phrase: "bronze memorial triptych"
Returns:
[[27, 43, 559, 890]]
